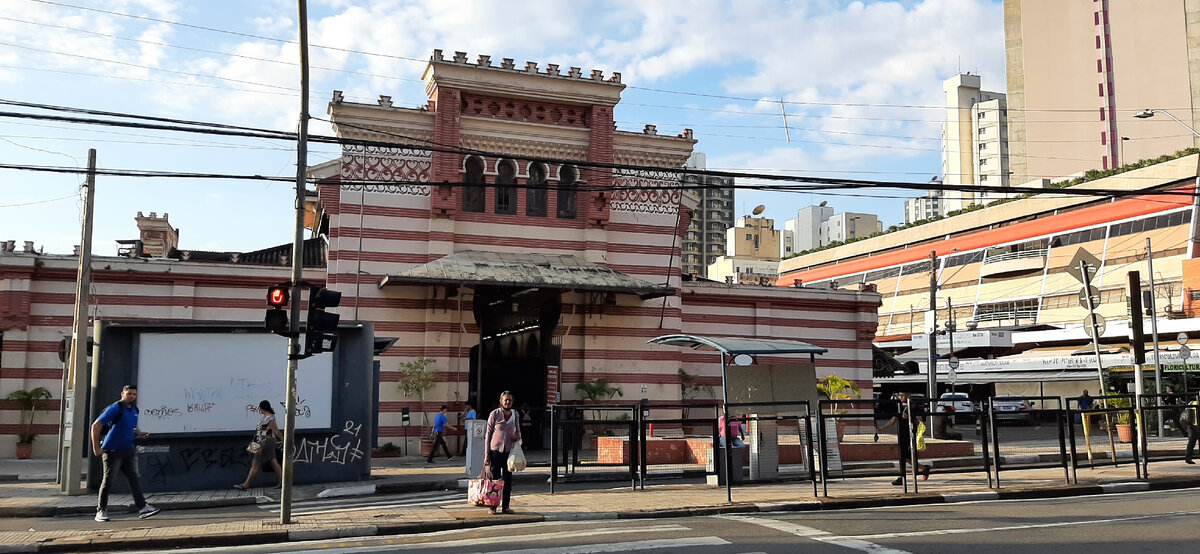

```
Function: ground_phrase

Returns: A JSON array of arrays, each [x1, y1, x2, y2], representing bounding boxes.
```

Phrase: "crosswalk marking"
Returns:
[[311, 525, 693, 553], [258, 491, 463, 515], [714, 514, 911, 554], [476, 537, 731, 554]]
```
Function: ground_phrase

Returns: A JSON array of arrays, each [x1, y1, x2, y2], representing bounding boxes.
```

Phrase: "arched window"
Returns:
[[462, 156, 485, 213], [495, 160, 517, 214], [526, 162, 547, 217], [557, 165, 577, 219]]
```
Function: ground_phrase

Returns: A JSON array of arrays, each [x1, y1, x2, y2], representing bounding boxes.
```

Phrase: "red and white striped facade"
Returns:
[[0, 251, 320, 458], [319, 51, 881, 446], [0, 51, 881, 457]]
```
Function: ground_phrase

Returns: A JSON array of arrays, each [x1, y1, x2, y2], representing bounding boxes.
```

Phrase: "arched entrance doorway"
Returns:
[[468, 286, 561, 448]]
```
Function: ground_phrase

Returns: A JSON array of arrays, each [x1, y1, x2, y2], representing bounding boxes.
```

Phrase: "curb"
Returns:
[[7, 476, 1200, 552]]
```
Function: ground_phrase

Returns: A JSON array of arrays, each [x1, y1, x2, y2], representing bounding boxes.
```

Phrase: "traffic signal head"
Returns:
[[265, 284, 291, 335], [304, 286, 342, 355]]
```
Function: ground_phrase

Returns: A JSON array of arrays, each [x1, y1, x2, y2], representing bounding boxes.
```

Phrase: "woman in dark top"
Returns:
[[876, 391, 931, 485], [235, 400, 283, 490]]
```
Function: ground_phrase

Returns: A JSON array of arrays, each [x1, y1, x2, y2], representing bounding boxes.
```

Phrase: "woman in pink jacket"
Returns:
[[483, 391, 522, 514]]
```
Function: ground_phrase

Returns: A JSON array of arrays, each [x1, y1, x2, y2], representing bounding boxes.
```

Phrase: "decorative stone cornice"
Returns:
[[460, 134, 589, 162]]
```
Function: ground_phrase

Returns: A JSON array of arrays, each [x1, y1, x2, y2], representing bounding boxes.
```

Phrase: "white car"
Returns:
[[935, 392, 974, 416]]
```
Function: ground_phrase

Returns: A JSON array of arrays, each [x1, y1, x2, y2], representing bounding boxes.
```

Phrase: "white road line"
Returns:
[[313, 524, 692, 553], [474, 537, 731, 554], [714, 514, 911, 554], [259, 492, 463, 514], [855, 509, 1200, 540]]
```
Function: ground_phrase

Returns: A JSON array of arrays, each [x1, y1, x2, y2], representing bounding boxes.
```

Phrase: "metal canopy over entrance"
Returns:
[[647, 334, 828, 356]]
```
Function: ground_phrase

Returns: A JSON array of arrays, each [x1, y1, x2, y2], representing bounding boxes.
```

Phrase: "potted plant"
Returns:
[[816, 374, 861, 440], [678, 369, 714, 435], [7, 387, 52, 459], [1106, 397, 1134, 443], [397, 357, 436, 457]]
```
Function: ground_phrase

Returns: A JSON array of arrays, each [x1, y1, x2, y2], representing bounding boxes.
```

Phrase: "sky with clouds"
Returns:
[[0, 0, 1006, 255]]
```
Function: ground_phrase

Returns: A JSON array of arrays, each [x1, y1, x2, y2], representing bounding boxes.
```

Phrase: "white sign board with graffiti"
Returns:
[[135, 332, 334, 434]]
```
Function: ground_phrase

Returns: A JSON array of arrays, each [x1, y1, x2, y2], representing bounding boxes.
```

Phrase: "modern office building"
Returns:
[[1004, 0, 1200, 181], [779, 154, 1200, 398], [680, 153, 735, 278], [782, 205, 881, 255]]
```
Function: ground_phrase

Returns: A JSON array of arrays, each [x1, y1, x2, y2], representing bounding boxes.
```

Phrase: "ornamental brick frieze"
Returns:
[[610, 173, 681, 215], [341, 145, 433, 191], [460, 135, 588, 164], [461, 93, 591, 128]]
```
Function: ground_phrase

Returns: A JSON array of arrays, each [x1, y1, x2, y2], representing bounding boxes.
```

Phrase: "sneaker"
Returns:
[[1186, 459, 1196, 465], [95, 510, 109, 522], [138, 504, 160, 519], [891, 478, 903, 486]]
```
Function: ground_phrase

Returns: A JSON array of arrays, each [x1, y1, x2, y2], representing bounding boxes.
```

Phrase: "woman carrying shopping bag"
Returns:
[[483, 391, 522, 515], [235, 400, 283, 490]]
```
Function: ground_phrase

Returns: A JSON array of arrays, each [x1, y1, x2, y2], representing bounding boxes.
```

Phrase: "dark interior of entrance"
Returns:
[[469, 286, 561, 448]]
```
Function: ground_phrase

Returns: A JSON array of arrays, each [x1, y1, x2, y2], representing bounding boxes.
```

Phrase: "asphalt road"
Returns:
[[109, 487, 1200, 553]]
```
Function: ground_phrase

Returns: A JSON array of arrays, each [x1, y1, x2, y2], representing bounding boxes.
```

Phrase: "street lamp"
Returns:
[[1134, 109, 1200, 139]]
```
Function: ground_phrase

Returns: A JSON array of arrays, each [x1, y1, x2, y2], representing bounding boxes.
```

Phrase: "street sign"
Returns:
[[1180, 345, 1191, 360], [1077, 286, 1101, 309], [948, 356, 960, 369], [1083, 314, 1106, 339], [947, 369, 957, 383], [1178, 332, 1189, 346], [1066, 249, 1102, 284]]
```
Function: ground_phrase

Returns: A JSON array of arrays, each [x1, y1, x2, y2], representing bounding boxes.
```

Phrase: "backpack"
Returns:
[[1181, 406, 1194, 429], [99, 402, 124, 441]]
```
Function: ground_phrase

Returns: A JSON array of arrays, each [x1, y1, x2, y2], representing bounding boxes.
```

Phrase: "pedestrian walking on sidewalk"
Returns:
[[235, 400, 283, 490], [427, 405, 456, 464], [875, 391, 931, 485], [1184, 398, 1199, 464], [718, 413, 745, 447], [91, 385, 159, 522], [483, 391, 522, 515], [459, 407, 477, 456]]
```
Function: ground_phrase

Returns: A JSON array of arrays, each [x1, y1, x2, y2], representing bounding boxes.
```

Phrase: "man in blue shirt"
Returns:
[[426, 405, 456, 463], [90, 385, 158, 522]]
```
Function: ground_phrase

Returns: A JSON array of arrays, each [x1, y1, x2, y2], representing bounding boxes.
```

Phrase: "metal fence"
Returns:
[[544, 392, 1199, 496]]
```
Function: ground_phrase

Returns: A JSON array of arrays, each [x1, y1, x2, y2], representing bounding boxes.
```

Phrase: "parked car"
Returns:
[[991, 396, 1035, 424], [935, 392, 974, 423]]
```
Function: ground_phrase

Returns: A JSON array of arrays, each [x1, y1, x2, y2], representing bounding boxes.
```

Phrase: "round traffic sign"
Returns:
[[1180, 345, 1191, 360], [1078, 286, 1101, 309], [1178, 332, 1189, 346], [948, 356, 960, 369], [1083, 314, 1106, 339]]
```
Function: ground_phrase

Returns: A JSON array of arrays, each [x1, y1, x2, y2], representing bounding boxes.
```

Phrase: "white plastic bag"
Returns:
[[507, 440, 527, 472]]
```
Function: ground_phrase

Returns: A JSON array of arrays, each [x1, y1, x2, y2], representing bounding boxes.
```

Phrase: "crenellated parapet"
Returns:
[[432, 49, 622, 85], [424, 49, 625, 109]]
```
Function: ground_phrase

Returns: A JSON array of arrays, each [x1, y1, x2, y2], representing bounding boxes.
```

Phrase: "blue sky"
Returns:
[[0, 0, 1005, 255]]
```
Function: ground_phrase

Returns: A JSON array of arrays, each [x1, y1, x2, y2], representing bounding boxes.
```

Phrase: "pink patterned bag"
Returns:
[[468, 476, 504, 507]]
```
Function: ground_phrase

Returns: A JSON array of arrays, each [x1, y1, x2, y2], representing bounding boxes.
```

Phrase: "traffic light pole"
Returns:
[[281, 0, 310, 525]]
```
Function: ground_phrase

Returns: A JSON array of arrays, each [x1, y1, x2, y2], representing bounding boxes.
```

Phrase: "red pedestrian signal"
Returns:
[[267, 286, 289, 308], [265, 284, 291, 335]]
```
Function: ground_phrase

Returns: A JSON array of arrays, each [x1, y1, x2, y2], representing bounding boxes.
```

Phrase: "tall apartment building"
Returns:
[[904, 190, 942, 225], [681, 152, 735, 278], [782, 204, 881, 255], [942, 74, 1010, 212], [1005, 0, 1200, 181]]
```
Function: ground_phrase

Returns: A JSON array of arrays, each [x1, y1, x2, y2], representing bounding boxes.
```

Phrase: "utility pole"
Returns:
[[281, 0, 310, 524], [60, 149, 96, 496], [1145, 238, 1164, 437], [927, 250, 939, 437]]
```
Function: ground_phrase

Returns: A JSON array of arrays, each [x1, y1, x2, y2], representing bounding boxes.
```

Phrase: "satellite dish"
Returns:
[[819, 201, 828, 207], [752, 205, 766, 215]]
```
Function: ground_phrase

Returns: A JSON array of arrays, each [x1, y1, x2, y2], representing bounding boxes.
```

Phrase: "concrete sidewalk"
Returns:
[[1, 456, 1198, 553]]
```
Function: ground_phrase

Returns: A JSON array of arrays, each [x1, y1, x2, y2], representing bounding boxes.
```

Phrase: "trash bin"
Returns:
[[708, 444, 746, 485]]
